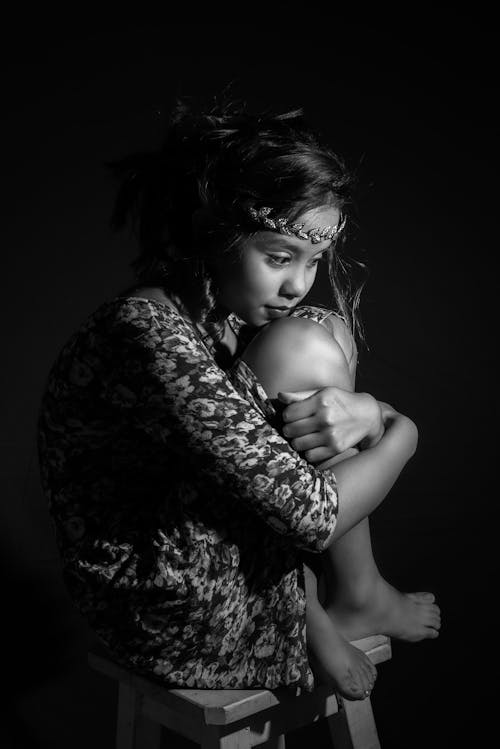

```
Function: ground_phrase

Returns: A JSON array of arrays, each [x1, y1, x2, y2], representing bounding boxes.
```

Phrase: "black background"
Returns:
[[1, 17, 495, 748]]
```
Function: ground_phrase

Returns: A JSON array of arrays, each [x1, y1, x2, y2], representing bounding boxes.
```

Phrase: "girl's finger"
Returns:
[[288, 432, 326, 454], [302, 446, 337, 464], [314, 446, 360, 467], [278, 390, 318, 404], [279, 392, 321, 423], [281, 416, 320, 439]]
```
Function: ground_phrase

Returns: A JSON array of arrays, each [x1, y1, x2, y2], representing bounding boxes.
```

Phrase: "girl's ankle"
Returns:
[[328, 575, 383, 610]]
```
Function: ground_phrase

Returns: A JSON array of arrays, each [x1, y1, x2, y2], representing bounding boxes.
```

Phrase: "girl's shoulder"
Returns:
[[227, 304, 348, 351], [87, 292, 190, 334], [51, 295, 197, 369], [291, 303, 346, 326]]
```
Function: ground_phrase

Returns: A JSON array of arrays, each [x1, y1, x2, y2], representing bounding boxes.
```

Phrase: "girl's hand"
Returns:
[[277, 387, 384, 464], [377, 400, 399, 424]]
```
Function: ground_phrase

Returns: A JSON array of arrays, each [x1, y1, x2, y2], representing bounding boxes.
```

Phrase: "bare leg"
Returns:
[[241, 317, 440, 655], [313, 346, 441, 642], [303, 562, 377, 699], [323, 517, 440, 641], [241, 322, 378, 700]]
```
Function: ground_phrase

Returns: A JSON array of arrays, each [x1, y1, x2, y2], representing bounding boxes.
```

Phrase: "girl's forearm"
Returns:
[[320, 413, 418, 541]]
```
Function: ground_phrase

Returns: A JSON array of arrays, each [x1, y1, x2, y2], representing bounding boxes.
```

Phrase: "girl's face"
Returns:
[[212, 205, 341, 327]]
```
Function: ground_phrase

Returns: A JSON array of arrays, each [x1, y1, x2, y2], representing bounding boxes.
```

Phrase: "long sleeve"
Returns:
[[98, 298, 338, 552]]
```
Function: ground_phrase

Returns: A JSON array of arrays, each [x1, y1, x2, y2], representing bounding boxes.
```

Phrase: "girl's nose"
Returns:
[[280, 269, 308, 299]]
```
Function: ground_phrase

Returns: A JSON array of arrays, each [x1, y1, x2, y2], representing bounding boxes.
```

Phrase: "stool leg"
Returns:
[[116, 683, 139, 749], [326, 697, 380, 749], [135, 715, 162, 749], [116, 682, 162, 749], [201, 725, 252, 748], [263, 736, 286, 748]]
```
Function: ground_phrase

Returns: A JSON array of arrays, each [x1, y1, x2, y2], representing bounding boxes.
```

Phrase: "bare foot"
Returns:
[[327, 578, 441, 642], [306, 596, 377, 701]]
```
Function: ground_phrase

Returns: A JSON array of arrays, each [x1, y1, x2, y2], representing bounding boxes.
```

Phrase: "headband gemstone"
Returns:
[[247, 206, 346, 243]]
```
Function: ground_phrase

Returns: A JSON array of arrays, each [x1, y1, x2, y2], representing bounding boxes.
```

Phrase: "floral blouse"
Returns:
[[37, 296, 341, 692]]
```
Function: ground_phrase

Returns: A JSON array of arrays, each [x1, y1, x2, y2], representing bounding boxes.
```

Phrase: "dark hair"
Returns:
[[107, 97, 367, 346]]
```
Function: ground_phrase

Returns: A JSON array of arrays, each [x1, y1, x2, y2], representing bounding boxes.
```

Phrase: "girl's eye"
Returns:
[[267, 255, 290, 267], [308, 256, 327, 269], [267, 255, 326, 268]]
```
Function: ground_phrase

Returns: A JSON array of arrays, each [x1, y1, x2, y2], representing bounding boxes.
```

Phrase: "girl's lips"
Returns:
[[265, 306, 292, 318]]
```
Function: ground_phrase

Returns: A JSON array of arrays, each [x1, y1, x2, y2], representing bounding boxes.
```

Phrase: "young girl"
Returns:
[[37, 99, 440, 702]]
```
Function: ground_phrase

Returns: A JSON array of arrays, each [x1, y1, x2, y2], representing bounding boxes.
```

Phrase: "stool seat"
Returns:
[[89, 634, 391, 748]]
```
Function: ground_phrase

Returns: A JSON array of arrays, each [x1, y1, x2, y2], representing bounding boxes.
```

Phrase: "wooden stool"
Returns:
[[89, 634, 391, 749]]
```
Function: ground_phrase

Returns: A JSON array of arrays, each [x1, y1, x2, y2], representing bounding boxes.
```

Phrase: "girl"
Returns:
[[37, 99, 440, 702]]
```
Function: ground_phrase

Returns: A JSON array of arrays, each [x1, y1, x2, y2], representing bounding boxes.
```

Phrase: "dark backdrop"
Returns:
[[2, 19, 494, 748]]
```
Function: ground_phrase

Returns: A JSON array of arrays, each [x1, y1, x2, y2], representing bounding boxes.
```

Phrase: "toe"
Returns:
[[361, 655, 377, 681], [425, 608, 441, 627], [361, 663, 375, 691], [341, 675, 368, 701]]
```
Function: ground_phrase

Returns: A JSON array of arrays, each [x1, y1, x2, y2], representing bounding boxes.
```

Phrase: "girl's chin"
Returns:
[[233, 308, 268, 327]]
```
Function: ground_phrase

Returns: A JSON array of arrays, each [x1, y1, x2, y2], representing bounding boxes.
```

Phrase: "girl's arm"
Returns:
[[98, 299, 338, 553], [320, 408, 418, 540], [242, 313, 418, 543]]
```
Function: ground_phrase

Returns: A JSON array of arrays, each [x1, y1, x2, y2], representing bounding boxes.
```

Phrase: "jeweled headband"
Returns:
[[247, 206, 346, 244]]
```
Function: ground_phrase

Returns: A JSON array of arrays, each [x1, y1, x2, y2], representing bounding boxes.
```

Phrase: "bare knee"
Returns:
[[241, 316, 352, 399]]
